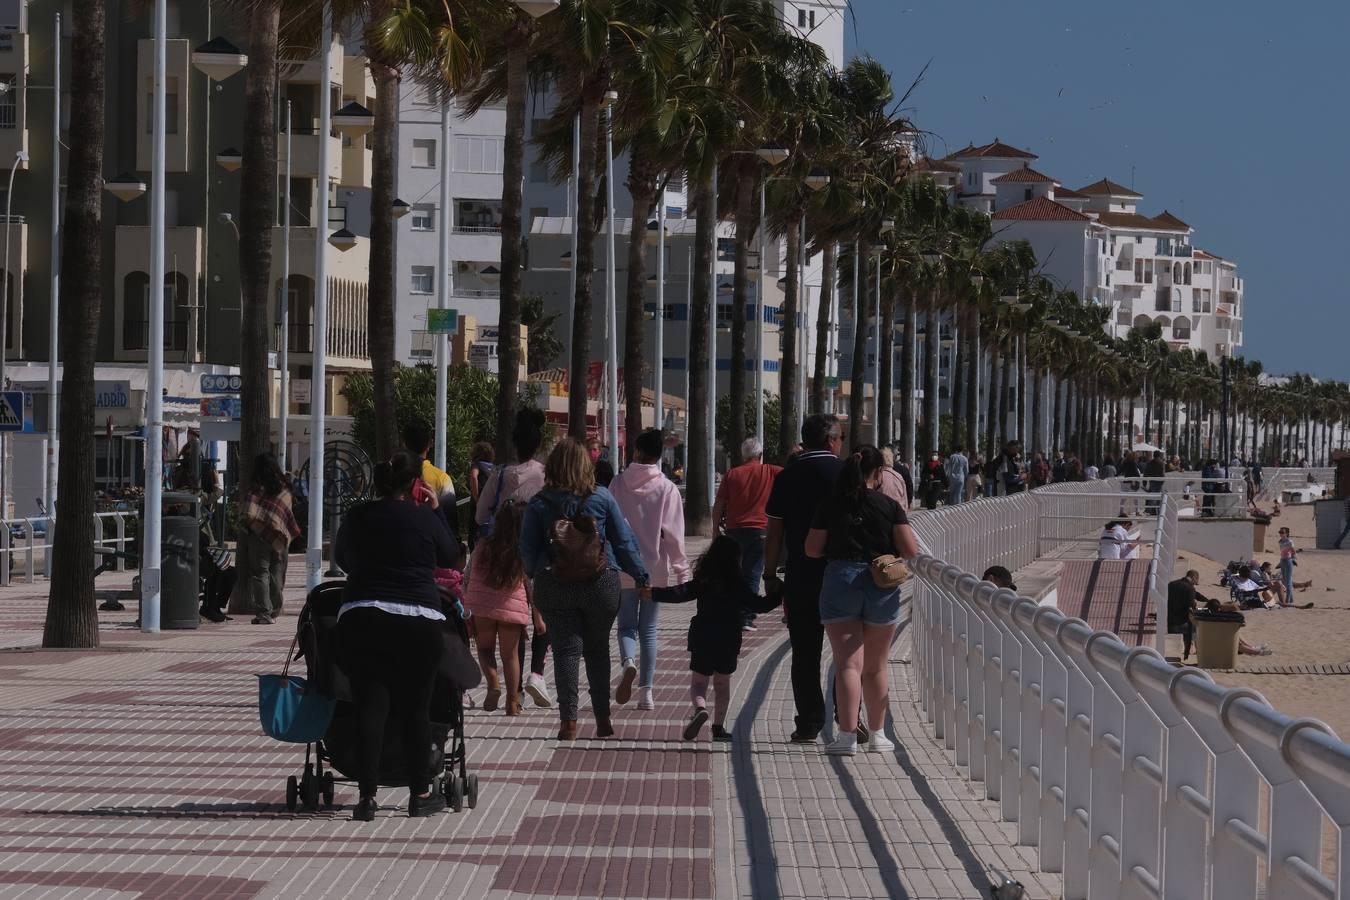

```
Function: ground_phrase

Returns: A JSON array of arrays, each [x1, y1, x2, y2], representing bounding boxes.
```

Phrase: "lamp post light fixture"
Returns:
[[215, 147, 242, 171], [559, 251, 572, 270], [804, 167, 831, 191], [327, 228, 357, 252], [105, 172, 148, 203], [514, 0, 560, 16], [391, 198, 411, 219], [332, 101, 375, 138], [645, 218, 661, 247], [191, 36, 248, 80], [756, 141, 791, 166]]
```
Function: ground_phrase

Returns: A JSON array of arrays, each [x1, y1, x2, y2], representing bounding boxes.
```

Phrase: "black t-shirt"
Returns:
[[810, 489, 908, 562], [1167, 577, 1198, 629], [765, 451, 843, 585], [334, 499, 461, 610]]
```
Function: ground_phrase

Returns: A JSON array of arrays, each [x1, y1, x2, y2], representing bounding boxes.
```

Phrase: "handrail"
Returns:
[[0, 512, 131, 586], [907, 484, 1350, 898]]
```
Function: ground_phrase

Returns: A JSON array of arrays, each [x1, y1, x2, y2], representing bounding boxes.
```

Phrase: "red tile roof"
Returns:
[[991, 164, 1056, 184], [1151, 210, 1191, 231], [991, 196, 1091, 222], [1076, 178, 1143, 198], [1093, 211, 1189, 232], [948, 139, 1038, 160], [1054, 184, 1088, 199], [914, 156, 961, 174]]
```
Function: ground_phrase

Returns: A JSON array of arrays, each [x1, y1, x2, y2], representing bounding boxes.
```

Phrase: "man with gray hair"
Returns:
[[712, 436, 783, 631]]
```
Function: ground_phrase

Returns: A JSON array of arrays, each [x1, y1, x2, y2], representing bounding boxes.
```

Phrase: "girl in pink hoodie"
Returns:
[[610, 429, 691, 709]]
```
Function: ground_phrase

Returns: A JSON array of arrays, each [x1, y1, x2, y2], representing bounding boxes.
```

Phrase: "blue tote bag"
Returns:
[[258, 630, 335, 743]]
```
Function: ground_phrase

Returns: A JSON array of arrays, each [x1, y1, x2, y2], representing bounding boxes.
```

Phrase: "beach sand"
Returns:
[[1171, 501, 1350, 738]]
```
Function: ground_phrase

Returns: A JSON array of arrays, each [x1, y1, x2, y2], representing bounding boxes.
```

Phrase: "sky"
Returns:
[[844, 0, 1350, 382]]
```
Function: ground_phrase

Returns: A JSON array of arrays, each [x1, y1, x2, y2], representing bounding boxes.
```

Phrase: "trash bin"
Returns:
[[1193, 609, 1244, 669], [160, 491, 201, 630]]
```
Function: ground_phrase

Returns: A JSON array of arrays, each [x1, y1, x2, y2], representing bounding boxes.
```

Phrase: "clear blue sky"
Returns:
[[845, 0, 1350, 382]]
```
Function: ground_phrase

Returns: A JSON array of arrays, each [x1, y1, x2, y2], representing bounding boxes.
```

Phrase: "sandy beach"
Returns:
[[1170, 502, 1350, 738]]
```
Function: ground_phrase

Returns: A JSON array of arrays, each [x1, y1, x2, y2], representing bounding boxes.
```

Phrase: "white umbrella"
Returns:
[[1132, 442, 1162, 454]]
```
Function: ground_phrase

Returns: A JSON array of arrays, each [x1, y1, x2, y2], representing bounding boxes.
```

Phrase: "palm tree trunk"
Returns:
[[986, 344, 1002, 460], [1015, 337, 1027, 451], [43, 0, 108, 648], [567, 94, 602, 438], [963, 306, 979, 455], [998, 350, 1012, 451], [949, 306, 965, 451], [846, 238, 869, 449], [900, 288, 917, 466], [726, 166, 754, 463], [685, 175, 714, 534], [1052, 376, 1063, 454], [810, 242, 835, 414], [622, 157, 657, 464], [923, 293, 940, 456], [779, 212, 802, 455], [877, 281, 896, 446], [494, 26, 530, 462], [367, 61, 400, 460]]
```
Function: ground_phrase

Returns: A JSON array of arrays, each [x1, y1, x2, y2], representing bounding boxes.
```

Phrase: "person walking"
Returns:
[[521, 438, 649, 740], [1119, 450, 1143, 515], [463, 502, 530, 716], [944, 446, 968, 506], [611, 429, 691, 711], [1278, 526, 1299, 601], [890, 445, 916, 506], [878, 446, 910, 511], [1028, 451, 1050, 490], [334, 453, 461, 820], [804, 445, 920, 755], [239, 453, 300, 625], [966, 452, 984, 500], [404, 420, 460, 544], [711, 437, 782, 630], [476, 408, 552, 708], [764, 414, 843, 744], [466, 442, 495, 542], [919, 452, 948, 510], [1144, 451, 1167, 515]]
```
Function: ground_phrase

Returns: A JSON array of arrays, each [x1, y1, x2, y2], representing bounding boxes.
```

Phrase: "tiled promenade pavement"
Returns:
[[0, 559, 1062, 899]]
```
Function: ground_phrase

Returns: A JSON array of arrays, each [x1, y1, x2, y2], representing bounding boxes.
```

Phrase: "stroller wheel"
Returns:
[[447, 776, 465, 813], [285, 775, 299, 812], [321, 773, 335, 808], [466, 774, 479, 810], [301, 773, 320, 810]]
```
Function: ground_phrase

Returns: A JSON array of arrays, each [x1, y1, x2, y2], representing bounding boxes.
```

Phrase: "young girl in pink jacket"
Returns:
[[464, 503, 530, 716]]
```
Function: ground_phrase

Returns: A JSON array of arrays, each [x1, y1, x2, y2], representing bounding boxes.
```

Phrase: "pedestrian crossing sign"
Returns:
[[0, 391, 23, 431]]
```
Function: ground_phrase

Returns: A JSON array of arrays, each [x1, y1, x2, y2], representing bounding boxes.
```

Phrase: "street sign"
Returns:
[[427, 308, 458, 334], [201, 374, 243, 394], [200, 396, 242, 420], [0, 391, 23, 431]]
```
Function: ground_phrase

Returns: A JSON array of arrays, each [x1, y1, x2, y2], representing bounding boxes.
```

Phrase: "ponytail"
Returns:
[[835, 444, 885, 503]]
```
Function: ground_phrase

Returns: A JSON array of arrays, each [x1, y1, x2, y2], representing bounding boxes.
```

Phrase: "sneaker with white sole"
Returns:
[[525, 673, 552, 708], [636, 686, 655, 710], [864, 732, 895, 753], [615, 660, 638, 705], [824, 733, 857, 756]]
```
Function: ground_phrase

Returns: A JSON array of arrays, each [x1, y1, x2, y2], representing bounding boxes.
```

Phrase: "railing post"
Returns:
[[0, 522, 10, 588], [1029, 607, 1069, 875], [115, 514, 127, 571], [992, 589, 1024, 824], [22, 519, 34, 585]]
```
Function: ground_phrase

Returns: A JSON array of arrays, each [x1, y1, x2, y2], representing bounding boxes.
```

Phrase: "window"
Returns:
[[410, 265, 435, 294], [1192, 288, 1201, 313], [809, 10, 816, 27], [410, 331, 433, 358], [144, 76, 180, 134], [0, 75, 13, 129], [411, 138, 436, 168], [798, 9, 806, 27], [410, 204, 435, 231], [453, 135, 504, 174], [1024, 188, 1033, 202]]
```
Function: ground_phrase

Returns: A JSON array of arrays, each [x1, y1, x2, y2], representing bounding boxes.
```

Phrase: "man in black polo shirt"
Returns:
[[764, 414, 843, 743], [1167, 570, 1205, 659]]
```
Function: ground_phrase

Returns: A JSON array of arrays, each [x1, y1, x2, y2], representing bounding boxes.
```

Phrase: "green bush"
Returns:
[[716, 391, 785, 464]]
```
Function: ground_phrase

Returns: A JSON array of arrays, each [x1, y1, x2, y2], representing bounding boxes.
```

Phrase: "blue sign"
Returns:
[[200, 397, 242, 420], [0, 391, 23, 431], [200, 374, 243, 394]]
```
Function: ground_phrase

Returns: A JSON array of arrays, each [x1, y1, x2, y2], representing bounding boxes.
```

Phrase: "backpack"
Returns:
[[547, 496, 608, 583], [479, 466, 510, 539]]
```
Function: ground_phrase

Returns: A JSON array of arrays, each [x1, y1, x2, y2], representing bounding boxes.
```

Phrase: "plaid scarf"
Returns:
[[242, 489, 301, 554]]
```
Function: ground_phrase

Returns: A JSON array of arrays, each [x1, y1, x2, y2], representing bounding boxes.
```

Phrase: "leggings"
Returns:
[[532, 570, 621, 721], [337, 607, 445, 798], [517, 622, 550, 676]]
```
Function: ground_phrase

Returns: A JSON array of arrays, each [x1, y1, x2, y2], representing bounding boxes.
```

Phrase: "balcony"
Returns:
[[123, 319, 192, 353], [279, 123, 344, 183], [113, 225, 202, 360], [1156, 244, 1193, 258], [0, 31, 27, 163], [272, 322, 314, 355]]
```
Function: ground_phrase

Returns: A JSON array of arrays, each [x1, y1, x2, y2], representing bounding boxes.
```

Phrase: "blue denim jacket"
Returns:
[[520, 487, 650, 584]]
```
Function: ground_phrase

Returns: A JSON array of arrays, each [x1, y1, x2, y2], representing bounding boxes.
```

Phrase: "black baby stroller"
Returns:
[[283, 581, 483, 813]]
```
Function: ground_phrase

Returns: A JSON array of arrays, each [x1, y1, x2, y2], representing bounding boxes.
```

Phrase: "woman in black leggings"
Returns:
[[335, 452, 460, 820]]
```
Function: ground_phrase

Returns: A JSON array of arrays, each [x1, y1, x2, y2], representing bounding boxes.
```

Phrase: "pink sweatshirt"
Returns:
[[609, 462, 691, 589]]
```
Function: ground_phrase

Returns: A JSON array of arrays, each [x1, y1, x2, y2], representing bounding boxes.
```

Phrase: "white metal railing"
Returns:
[[908, 487, 1350, 899], [1256, 467, 1334, 505], [0, 512, 132, 586]]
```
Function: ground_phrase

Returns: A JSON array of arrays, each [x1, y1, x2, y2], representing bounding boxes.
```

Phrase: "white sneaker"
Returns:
[[865, 732, 895, 753], [637, 686, 655, 710], [824, 733, 857, 756], [525, 673, 553, 708], [615, 660, 638, 705]]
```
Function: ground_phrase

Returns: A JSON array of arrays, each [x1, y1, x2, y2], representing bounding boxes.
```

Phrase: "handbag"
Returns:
[[870, 554, 910, 590], [257, 630, 335, 743]]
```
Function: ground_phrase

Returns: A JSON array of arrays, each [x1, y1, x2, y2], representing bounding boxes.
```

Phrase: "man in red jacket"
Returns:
[[712, 437, 782, 631]]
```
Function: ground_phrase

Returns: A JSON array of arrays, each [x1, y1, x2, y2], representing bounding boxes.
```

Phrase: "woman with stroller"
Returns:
[[464, 502, 530, 716], [521, 438, 649, 740], [804, 445, 920, 756], [239, 453, 300, 625], [334, 452, 461, 820]]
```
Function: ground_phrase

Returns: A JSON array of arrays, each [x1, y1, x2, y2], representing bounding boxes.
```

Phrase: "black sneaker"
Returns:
[[351, 796, 377, 822], [408, 791, 446, 817], [711, 725, 732, 743], [683, 708, 709, 741], [789, 729, 819, 744], [201, 607, 227, 624], [855, 722, 871, 744]]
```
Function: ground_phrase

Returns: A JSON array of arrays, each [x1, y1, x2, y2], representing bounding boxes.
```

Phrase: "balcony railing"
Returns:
[[274, 323, 313, 354], [124, 320, 190, 352], [453, 223, 502, 234], [452, 288, 500, 300]]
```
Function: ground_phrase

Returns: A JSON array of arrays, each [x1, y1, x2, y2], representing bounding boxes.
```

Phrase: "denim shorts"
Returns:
[[818, 559, 902, 627]]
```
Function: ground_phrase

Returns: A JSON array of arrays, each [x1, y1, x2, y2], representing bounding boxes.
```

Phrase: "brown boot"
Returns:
[[558, 720, 579, 741], [505, 694, 523, 717], [482, 672, 501, 712]]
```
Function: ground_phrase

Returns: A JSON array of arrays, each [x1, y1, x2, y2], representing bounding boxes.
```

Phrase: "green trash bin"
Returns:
[[161, 492, 201, 630]]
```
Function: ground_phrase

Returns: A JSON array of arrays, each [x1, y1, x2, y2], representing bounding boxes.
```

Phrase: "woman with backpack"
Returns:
[[520, 437, 649, 740], [804, 445, 919, 756]]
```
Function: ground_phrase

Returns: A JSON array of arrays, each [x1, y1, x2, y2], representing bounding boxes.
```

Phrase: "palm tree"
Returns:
[[43, 0, 108, 648]]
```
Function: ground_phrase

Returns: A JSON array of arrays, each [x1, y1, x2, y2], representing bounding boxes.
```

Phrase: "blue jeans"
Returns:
[[617, 588, 660, 688], [1280, 558, 1295, 603], [818, 560, 902, 626], [726, 527, 766, 626], [947, 478, 965, 506]]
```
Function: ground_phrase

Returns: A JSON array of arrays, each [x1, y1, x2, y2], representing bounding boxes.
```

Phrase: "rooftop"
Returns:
[[991, 196, 1091, 222], [1094, 211, 1190, 232], [913, 156, 962, 174], [1152, 210, 1191, 231], [991, 164, 1057, 184], [1076, 178, 1144, 198], [947, 138, 1038, 160]]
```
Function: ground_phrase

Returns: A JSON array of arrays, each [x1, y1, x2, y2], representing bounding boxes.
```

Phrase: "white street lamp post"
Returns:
[[279, 101, 291, 470], [755, 181, 766, 443], [306, 5, 332, 590], [0, 149, 27, 524], [654, 203, 665, 431], [45, 13, 59, 521], [603, 92, 619, 463], [141, 0, 167, 631], [434, 102, 451, 471], [707, 160, 717, 510]]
